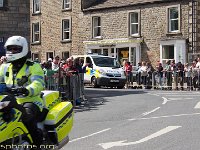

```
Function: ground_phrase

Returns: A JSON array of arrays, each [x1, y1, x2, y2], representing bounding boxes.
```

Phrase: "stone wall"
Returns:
[[81, 1, 190, 66], [30, 0, 84, 61], [0, 0, 30, 44]]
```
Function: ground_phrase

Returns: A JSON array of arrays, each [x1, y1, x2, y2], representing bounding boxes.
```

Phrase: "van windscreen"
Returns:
[[92, 56, 121, 68]]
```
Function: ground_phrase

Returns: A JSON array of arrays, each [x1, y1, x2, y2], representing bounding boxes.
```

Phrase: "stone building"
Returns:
[[30, 0, 200, 66], [30, 0, 84, 61], [81, 0, 200, 66], [0, 0, 30, 56]]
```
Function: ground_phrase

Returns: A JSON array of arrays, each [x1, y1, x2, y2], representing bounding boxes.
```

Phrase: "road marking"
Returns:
[[194, 101, 200, 109], [128, 112, 200, 121], [150, 92, 199, 94], [98, 126, 181, 149], [168, 98, 194, 100], [69, 128, 111, 143], [147, 93, 160, 96], [162, 97, 168, 105], [162, 95, 199, 96], [142, 107, 160, 116]]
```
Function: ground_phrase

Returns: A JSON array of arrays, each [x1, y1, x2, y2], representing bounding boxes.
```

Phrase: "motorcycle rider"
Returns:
[[0, 36, 45, 147]]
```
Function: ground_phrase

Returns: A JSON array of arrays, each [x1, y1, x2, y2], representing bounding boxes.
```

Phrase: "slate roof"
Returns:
[[84, 0, 175, 11]]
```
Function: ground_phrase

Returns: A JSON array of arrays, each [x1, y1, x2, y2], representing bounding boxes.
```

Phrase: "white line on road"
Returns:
[[98, 126, 181, 149], [162, 97, 168, 105], [142, 107, 160, 116], [194, 101, 200, 109], [162, 95, 200, 96], [147, 93, 160, 96], [128, 112, 200, 121], [150, 92, 199, 94], [69, 128, 111, 143], [168, 98, 194, 100]]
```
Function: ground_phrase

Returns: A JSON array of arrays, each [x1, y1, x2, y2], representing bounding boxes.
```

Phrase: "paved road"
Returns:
[[61, 88, 200, 150]]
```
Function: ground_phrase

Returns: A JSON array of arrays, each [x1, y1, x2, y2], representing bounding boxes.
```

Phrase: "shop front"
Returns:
[[83, 38, 142, 66]]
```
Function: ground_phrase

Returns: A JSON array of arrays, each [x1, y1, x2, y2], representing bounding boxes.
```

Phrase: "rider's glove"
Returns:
[[18, 87, 29, 96]]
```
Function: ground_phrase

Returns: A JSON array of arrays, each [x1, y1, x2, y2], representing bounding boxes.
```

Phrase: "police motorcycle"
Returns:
[[0, 75, 74, 149]]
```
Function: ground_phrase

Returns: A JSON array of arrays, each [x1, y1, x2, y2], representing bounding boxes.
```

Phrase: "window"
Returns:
[[168, 6, 179, 32], [62, 51, 69, 60], [162, 45, 174, 65], [129, 12, 139, 36], [63, 0, 71, 10], [32, 22, 40, 43], [92, 16, 101, 38], [0, 0, 4, 7], [32, 53, 39, 61], [103, 49, 108, 56], [91, 49, 101, 54], [33, 0, 40, 14], [46, 52, 53, 61], [62, 19, 71, 41]]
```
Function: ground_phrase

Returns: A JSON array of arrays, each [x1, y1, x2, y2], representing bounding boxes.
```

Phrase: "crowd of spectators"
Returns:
[[123, 58, 200, 90]]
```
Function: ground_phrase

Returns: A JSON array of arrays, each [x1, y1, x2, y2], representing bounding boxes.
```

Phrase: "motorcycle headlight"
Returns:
[[0, 101, 10, 110]]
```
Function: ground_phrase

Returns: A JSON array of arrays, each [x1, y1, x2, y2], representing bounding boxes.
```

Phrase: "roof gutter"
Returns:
[[82, 0, 182, 12]]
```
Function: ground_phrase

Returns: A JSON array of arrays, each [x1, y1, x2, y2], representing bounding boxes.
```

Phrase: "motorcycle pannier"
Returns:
[[44, 101, 73, 144]]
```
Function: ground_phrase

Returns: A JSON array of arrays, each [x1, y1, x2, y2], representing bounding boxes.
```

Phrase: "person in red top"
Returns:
[[125, 61, 133, 88]]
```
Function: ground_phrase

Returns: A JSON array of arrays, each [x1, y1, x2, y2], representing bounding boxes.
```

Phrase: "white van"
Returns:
[[73, 54, 126, 88]]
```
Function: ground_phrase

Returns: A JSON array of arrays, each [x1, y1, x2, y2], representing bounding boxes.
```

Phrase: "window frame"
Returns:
[[167, 5, 181, 33], [46, 52, 54, 62], [61, 18, 71, 42], [32, 22, 41, 44], [62, 51, 70, 60], [129, 10, 140, 37], [62, 0, 71, 10], [33, 0, 41, 14], [92, 16, 102, 39]]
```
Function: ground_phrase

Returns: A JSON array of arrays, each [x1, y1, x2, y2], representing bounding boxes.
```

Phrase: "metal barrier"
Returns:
[[152, 69, 200, 90], [45, 72, 85, 106]]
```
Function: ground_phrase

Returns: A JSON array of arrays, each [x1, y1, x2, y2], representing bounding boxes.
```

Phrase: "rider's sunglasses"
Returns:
[[7, 46, 23, 54]]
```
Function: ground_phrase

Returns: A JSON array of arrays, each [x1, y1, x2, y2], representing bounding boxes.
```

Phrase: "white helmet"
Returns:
[[4, 36, 28, 62]]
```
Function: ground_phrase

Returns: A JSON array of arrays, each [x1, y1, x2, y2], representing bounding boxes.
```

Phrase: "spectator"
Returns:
[[125, 61, 133, 88], [0, 56, 7, 64], [48, 57, 52, 63], [136, 62, 142, 86], [52, 55, 60, 72], [165, 60, 172, 90], [176, 62, 184, 90], [138, 61, 148, 89], [63, 58, 77, 76], [184, 63, 193, 90], [43, 62, 57, 90], [156, 62, 163, 89]]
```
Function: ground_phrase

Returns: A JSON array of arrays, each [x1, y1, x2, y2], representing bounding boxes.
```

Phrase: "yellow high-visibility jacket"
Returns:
[[0, 60, 45, 111]]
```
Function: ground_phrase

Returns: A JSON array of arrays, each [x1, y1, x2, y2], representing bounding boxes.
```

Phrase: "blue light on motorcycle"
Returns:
[[0, 83, 6, 93]]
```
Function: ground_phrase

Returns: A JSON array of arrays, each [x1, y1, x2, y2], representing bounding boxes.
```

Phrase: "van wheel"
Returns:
[[91, 77, 99, 88]]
